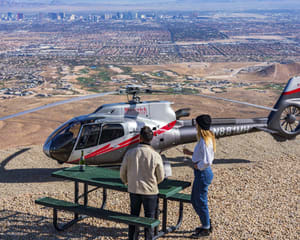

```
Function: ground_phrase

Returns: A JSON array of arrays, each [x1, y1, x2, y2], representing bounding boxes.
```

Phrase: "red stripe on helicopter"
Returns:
[[153, 120, 177, 136], [86, 135, 140, 159], [68, 144, 111, 164], [93, 135, 141, 156], [68, 120, 177, 163], [283, 88, 300, 95], [118, 135, 140, 146], [96, 139, 141, 156], [88, 144, 111, 155]]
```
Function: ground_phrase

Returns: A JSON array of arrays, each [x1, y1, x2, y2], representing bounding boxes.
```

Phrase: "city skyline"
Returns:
[[1, 0, 300, 12]]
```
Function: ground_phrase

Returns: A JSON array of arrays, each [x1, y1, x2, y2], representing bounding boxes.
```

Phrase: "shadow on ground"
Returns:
[[0, 148, 64, 183], [0, 148, 252, 184], [0, 209, 127, 240], [165, 156, 251, 168], [0, 209, 199, 240]]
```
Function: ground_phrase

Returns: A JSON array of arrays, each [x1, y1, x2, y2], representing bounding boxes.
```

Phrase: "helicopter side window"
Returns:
[[76, 124, 101, 150], [99, 124, 124, 144]]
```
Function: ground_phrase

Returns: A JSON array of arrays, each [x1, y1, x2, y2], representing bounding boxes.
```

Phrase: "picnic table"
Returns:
[[36, 165, 191, 239]]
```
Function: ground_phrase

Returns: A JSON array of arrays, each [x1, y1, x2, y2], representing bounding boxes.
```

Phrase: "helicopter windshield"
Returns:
[[48, 121, 81, 162]]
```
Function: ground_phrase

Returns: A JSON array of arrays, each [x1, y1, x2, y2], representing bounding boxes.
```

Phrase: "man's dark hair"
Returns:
[[140, 126, 153, 143]]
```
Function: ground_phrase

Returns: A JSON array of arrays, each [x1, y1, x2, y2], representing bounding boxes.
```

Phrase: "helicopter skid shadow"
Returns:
[[0, 148, 65, 183], [164, 156, 252, 168], [0, 209, 127, 239], [214, 158, 252, 164]]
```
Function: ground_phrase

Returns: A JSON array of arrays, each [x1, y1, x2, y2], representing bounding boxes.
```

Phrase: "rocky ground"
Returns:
[[0, 131, 299, 240]]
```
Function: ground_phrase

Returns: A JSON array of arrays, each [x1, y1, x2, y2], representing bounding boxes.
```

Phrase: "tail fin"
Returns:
[[267, 76, 300, 140]]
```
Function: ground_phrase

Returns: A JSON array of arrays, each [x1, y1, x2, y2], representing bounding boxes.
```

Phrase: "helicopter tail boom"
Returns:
[[176, 117, 268, 145], [174, 76, 300, 147]]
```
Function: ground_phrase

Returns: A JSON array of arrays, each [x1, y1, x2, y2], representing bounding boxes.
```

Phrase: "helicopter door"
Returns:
[[72, 123, 126, 164], [96, 123, 126, 164], [75, 123, 102, 150], [99, 123, 124, 144]]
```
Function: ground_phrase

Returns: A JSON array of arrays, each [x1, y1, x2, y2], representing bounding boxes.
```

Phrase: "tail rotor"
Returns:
[[279, 105, 300, 134], [267, 76, 300, 139]]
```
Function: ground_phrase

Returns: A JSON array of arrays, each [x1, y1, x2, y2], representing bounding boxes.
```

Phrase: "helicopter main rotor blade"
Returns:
[[149, 88, 278, 112], [195, 93, 277, 112], [0, 91, 118, 121]]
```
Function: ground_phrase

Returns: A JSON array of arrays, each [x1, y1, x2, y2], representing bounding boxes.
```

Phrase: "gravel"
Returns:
[[0, 132, 299, 240]]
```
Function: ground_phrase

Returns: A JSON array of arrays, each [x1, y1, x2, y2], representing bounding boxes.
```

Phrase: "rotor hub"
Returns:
[[285, 114, 296, 124]]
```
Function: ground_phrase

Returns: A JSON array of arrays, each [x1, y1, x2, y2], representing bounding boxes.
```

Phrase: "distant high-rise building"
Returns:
[[17, 13, 23, 20], [93, 15, 100, 22], [104, 13, 112, 20], [7, 12, 12, 20], [70, 14, 76, 21], [116, 12, 124, 19], [58, 12, 65, 20], [48, 12, 58, 20], [38, 12, 45, 22], [124, 12, 133, 20]]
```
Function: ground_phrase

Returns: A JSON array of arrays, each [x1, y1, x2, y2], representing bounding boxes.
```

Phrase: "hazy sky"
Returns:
[[3, 0, 300, 11]]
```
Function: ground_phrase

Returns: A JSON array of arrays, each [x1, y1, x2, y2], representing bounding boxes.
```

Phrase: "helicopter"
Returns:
[[0, 76, 300, 166]]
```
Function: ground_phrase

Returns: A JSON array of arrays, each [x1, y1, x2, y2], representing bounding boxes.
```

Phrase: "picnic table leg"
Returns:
[[156, 199, 184, 237], [162, 198, 168, 232], [84, 183, 88, 206], [154, 197, 160, 236], [100, 188, 107, 209], [175, 201, 184, 229], [52, 208, 86, 231], [167, 201, 184, 233], [74, 181, 79, 220], [52, 181, 91, 231], [167, 200, 185, 234]]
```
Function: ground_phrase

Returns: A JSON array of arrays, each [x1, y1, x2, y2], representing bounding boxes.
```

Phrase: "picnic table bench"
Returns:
[[35, 166, 191, 239], [36, 197, 160, 232], [169, 192, 191, 203]]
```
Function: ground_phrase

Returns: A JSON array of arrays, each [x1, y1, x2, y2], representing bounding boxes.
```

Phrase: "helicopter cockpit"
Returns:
[[43, 119, 125, 163]]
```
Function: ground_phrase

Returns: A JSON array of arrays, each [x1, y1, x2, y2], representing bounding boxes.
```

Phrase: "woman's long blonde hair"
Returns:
[[196, 124, 216, 153]]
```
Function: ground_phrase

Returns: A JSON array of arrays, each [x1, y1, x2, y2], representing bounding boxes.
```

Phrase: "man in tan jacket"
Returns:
[[120, 126, 164, 240]]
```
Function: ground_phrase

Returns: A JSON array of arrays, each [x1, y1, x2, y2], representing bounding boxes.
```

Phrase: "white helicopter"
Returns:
[[1, 76, 300, 165]]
